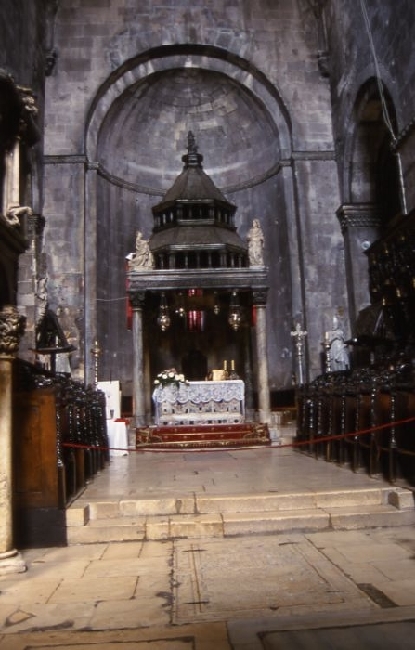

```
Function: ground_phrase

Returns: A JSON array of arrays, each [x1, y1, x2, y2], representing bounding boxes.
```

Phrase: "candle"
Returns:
[[231, 359, 235, 371], [224, 360, 228, 371]]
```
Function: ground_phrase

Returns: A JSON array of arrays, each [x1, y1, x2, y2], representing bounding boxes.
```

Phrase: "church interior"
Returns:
[[1, 0, 415, 576]]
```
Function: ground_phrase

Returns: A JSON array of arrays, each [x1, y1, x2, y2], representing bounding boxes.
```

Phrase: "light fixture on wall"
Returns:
[[157, 292, 171, 331], [228, 291, 241, 331]]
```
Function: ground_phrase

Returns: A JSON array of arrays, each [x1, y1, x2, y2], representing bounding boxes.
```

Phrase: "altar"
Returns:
[[152, 380, 245, 426]]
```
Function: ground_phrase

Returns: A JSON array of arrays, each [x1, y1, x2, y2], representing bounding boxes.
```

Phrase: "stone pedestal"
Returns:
[[0, 307, 26, 575]]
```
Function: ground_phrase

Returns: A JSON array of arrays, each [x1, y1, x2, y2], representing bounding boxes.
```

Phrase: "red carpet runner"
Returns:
[[136, 422, 270, 449]]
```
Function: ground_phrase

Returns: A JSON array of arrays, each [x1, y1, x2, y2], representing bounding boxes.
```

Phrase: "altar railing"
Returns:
[[152, 380, 245, 426]]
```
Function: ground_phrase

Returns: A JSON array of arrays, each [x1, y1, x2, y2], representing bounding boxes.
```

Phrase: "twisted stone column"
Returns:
[[0, 305, 26, 574]]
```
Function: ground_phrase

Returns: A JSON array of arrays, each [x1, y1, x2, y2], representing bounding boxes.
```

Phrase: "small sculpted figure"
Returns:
[[247, 218, 265, 266]]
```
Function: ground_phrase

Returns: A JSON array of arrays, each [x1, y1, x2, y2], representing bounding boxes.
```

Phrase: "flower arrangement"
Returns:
[[154, 369, 186, 388]]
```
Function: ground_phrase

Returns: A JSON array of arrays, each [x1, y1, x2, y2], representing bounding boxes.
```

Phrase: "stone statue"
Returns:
[[247, 218, 265, 266], [128, 230, 153, 270], [329, 316, 349, 371]]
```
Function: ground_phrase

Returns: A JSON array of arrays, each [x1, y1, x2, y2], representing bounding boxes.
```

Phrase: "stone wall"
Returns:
[[0, 0, 47, 358], [328, 0, 415, 212], [326, 0, 415, 328], [43, 0, 345, 386], [2, 0, 414, 391]]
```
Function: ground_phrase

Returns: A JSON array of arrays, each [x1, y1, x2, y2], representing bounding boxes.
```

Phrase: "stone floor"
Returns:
[[74, 427, 409, 500], [1, 426, 415, 649]]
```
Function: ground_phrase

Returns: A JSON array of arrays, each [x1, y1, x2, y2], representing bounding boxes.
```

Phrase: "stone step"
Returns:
[[69, 487, 396, 521], [66, 504, 415, 545], [329, 503, 415, 530], [67, 518, 146, 544], [66, 487, 415, 545]]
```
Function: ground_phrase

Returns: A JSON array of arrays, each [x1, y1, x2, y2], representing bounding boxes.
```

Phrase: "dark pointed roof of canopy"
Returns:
[[150, 224, 247, 252], [152, 131, 236, 213]]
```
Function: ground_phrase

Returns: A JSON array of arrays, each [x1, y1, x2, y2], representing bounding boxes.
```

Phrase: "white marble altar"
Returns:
[[152, 380, 245, 426]]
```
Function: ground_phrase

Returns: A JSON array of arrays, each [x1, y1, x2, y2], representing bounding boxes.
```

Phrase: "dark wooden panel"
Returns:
[[13, 389, 59, 509]]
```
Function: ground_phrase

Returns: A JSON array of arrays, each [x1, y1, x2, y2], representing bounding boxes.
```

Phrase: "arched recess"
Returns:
[[340, 78, 402, 325], [348, 78, 401, 226], [84, 46, 298, 396]]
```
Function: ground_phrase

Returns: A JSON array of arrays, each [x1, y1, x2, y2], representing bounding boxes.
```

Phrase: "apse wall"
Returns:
[[43, 0, 346, 385], [94, 63, 292, 389]]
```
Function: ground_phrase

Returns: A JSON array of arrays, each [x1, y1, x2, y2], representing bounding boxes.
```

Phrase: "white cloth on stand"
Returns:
[[97, 381, 121, 419], [107, 420, 128, 457]]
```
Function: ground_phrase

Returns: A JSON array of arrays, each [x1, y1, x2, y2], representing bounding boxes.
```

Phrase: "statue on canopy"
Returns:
[[247, 218, 265, 266], [128, 230, 153, 270]]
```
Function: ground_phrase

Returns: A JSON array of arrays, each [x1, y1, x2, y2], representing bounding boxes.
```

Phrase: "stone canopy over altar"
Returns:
[[127, 132, 270, 427]]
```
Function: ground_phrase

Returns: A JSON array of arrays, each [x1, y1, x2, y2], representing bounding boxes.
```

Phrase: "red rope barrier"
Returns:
[[286, 415, 415, 449], [61, 415, 415, 453]]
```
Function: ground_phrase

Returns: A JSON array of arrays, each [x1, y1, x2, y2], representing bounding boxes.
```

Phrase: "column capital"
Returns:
[[129, 291, 146, 309], [0, 306, 26, 357], [252, 289, 268, 306], [336, 203, 382, 234]]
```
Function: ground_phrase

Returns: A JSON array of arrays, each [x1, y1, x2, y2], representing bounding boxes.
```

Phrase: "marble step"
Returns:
[[66, 504, 415, 544], [66, 487, 415, 544], [68, 486, 402, 520]]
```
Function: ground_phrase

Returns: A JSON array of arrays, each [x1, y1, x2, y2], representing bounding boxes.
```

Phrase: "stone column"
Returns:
[[253, 290, 270, 423], [282, 163, 304, 326], [84, 162, 98, 387], [242, 325, 254, 418], [130, 292, 146, 427], [0, 306, 26, 575]]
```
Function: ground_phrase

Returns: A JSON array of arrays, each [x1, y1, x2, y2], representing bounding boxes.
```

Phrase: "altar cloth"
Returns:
[[152, 380, 245, 426]]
